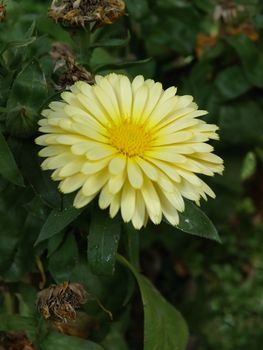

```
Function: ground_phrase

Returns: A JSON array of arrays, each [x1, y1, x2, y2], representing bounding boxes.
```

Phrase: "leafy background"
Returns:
[[1, 0, 263, 349]]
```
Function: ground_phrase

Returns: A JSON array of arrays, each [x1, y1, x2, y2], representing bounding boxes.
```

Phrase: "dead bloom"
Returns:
[[36, 282, 88, 322], [50, 42, 93, 89], [0, 1, 6, 22], [48, 0, 126, 28]]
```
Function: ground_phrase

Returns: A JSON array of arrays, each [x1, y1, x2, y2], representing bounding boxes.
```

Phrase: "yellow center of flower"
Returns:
[[109, 122, 152, 157]]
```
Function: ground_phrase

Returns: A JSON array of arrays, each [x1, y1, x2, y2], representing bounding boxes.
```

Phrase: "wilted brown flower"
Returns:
[[225, 23, 259, 42], [50, 42, 93, 89], [48, 0, 126, 28], [0, 331, 35, 350], [196, 22, 258, 59], [0, 1, 6, 22], [213, 0, 245, 23], [196, 33, 218, 59], [36, 282, 88, 322]]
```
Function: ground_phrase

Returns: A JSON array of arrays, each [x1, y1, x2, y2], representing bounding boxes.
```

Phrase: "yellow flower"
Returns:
[[36, 73, 223, 229]]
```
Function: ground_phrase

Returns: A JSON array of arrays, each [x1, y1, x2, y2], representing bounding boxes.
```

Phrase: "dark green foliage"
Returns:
[[1, 1, 263, 350]]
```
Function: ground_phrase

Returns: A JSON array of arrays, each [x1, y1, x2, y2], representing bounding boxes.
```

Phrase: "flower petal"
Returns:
[[121, 182, 136, 222], [141, 177, 162, 224], [127, 158, 144, 189]]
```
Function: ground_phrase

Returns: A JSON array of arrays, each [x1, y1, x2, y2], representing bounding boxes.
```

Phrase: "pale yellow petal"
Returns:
[[82, 157, 111, 175], [109, 192, 121, 218], [59, 173, 86, 193], [118, 75, 132, 118], [131, 75, 145, 93], [146, 149, 186, 163], [146, 96, 178, 128], [178, 180, 200, 201], [59, 159, 85, 177], [86, 144, 116, 160], [93, 84, 119, 123], [127, 158, 144, 189], [73, 190, 98, 208], [131, 85, 148, 123], [95, 76, 121, 120], [152, 131, 193, 146], [161, 189, 185, 212], [157, 189, 179, 226], [108, 156, 126, 175], [99, 184, 114, 209], [176, 168, 202, 186], [131, 191, 146, 230], [141, 82, 162, 122], [176, 95, 194, 109], [41, 152, 75, 170], [121, 182, 136, 222], [141, 177, 162, 224], [72, 123, 108, 143], [191, 152, 223, 164], [38, 145, 69, 157], [76, 92, 109, 125], [82, 170, 109, 196], [49, 101, 66, 111], [136, 157, 158, 181], [108, 172, 126, 194], [147, 158, 180, 183], [56, 134, 88, 145]]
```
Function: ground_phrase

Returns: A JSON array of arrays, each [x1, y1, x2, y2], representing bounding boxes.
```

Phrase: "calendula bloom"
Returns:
[[36, 73, 223, 229]]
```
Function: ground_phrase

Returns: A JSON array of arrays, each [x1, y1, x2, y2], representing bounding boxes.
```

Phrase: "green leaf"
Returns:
[[215, 66, 252, 100], [6, 60, 48, 138], [48, 233, 79, 282], [21, 143, 61, 208], [118, 255, 189, 350], [125, 0, 149, 20], [0, 186, 28, 273], [90, 32, 130, 49], [40, 331, 104, 350], [175, 200, 221, 242], [122, 223, 140, 270], [192, 0, 215, 12], [101, 315, 129, 350], [219, 100, 263, 145], [0, 37, 37, 55], [4, 212, 41, 282], [241, 152, 257, 181], [35, 199, 84, 245], [94, 58, 152, 74], [88, 210, 121, 276], [0, 131, 24, 186], [0, 315, 37, 340], [225, 35, 263, 88]]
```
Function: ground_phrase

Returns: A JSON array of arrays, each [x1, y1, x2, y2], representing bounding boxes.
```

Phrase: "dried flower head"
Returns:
[[225, 23, 259, 42], [196, 33, 218, 60], [36, 282, 88, 322], [0, 331, 35, 350], [213, 0, 245, 23], [0, 1, 6, 22], [48, 0, 126, 28], [36, 73, 224, 229], [50, 42, 93, 90]]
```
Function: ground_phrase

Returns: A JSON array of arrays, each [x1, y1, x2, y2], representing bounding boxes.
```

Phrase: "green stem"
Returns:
[[71, 25, 92, 68], [122, 223, 140, 271], [3, 292, 15, 315]]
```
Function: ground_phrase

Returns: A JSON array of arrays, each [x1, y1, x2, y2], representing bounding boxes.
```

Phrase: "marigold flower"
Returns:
[[36, 73, 224, 229]]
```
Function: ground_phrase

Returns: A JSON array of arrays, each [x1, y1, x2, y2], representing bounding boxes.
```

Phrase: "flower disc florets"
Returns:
[[36, 73, 224, 229]]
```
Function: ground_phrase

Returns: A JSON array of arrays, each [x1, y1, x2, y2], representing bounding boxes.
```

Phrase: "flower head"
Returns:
[[36, 73, 223, 229], [48, 0, 125, 28]]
